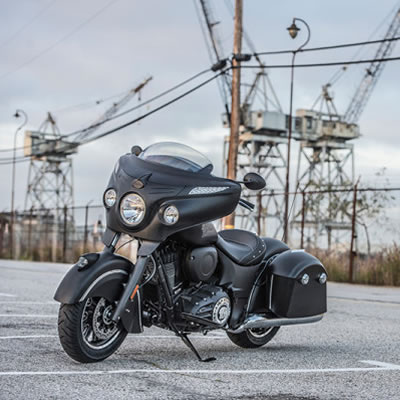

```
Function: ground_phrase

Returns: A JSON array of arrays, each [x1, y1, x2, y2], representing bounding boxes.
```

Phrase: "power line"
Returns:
[[255, 36, 400, 56], [52, 88, 132, 113], [64, 68, 212, 140], [0, 0, 59, 50], [0, 67, 212, 154], [0, 69, 224, 164], [81, 70, 225, 144], [236, 55, 400, 69], [0, 0, 121, 81]]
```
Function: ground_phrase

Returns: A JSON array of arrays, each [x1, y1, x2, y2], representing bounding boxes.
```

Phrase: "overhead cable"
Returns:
[[255, 36, 400, 56], [0, 0, 121, 81], [0, 67, 212, 154]]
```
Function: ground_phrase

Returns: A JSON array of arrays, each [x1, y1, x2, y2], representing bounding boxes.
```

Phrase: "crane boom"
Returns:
[[344, 8, 400, 124], [75, 76, 153, 142]]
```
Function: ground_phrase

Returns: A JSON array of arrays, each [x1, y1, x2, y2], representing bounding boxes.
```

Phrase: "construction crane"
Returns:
[[75, 77, 153, 142], [195, 0, 288, 236], [23, 77, 152, 261], [293, 6, 400, 249], [344, 8, 400, 124]]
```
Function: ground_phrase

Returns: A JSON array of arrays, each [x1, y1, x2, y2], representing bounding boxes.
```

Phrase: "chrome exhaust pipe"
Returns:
[[229, 314, 324, 334]]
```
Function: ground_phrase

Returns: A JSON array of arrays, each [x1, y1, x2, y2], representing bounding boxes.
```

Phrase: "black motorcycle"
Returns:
[[55, 142, 327, 363]]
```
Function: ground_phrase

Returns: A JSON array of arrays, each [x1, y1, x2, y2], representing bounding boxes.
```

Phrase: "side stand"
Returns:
[[178, 332, 216, 363]]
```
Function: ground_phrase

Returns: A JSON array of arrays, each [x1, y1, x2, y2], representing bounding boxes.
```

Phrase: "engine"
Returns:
[[143, 241, 231, 331], [180, 284, 231, 328]]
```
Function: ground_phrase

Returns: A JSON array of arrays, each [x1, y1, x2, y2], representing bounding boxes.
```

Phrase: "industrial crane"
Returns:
[[195, 0, 292, 236], [297, 7, 400, 142], [24, 77, 153, 226], [293, 6, 400, 248], [344, 8, 400, 124]]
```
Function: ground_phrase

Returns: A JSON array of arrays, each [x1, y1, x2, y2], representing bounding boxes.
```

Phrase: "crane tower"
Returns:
[[292, 8, 400, 248]]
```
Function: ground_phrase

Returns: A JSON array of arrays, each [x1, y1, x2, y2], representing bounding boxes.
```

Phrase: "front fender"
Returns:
[[54, 251, 133, 304], [54, 250, 142, 334]]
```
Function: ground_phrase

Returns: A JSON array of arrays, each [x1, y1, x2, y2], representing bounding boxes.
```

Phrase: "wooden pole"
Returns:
[[224, 0, 243, 229], [300, 190, 306, 248], [63, 206, 68, 263], [349, 183, 358, 282]]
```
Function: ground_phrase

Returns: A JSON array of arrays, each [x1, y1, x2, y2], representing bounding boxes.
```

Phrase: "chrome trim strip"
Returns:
[[79, 269, 128, 302]]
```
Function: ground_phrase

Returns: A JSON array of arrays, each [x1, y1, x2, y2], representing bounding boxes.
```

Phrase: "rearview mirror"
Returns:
[[243, 172, 266, 190]]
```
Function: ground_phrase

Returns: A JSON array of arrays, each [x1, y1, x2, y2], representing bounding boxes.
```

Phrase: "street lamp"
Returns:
[[283, 18, 311, 244], [10, 109, 28, 259]]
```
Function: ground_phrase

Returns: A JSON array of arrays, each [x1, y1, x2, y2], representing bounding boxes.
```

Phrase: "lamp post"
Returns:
[[10, 109, 28, 259], [283, 18, 311, 244]]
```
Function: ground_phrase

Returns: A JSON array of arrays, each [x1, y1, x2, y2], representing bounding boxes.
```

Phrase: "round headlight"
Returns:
[[120, 193, 146, 226], [163, 205, 179, 225], [104, 189, 116, 207]]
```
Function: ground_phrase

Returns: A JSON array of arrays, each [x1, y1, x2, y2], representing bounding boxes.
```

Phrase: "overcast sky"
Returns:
[[0, 0, 399, 226]]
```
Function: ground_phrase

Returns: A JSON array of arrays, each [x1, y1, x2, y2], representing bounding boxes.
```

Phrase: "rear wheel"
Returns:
[[227, 327, 280, 348], [58, 297, 127, 363]]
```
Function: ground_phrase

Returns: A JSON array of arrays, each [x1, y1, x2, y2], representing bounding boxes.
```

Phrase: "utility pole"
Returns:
[[224, 0, 243, 229]]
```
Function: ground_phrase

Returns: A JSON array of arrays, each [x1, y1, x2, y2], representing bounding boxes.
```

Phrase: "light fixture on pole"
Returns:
[[10, 109, 28, 259], [283, 18, 311, 244]]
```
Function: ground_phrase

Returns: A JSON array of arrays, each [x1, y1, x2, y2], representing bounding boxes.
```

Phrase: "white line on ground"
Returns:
[[0, 361, 399, 377], [0, 293, 17, 298], [0, 301, 57, 305], [0, 314, 56, 318], [0, 334, 225, 340], [0, 335, 57, 340]]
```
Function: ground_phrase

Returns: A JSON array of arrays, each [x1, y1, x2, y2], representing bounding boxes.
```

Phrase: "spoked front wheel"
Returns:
[[58, 297, 127, 363], [227, 326, 280, 348]]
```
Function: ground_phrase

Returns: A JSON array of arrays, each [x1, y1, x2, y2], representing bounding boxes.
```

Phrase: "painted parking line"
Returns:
[[0, 314, 56, 318], [0, 334, 225, 340], [0, 301, 57, 305], [0, 293, 17, 298], [0, 361, 399, 377]]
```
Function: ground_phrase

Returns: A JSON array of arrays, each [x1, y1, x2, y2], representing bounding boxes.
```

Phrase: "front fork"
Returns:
[[110, 237, 160, 323]]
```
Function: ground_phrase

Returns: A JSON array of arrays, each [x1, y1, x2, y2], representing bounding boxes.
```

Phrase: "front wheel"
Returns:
[[227, 327, 280, 348], [58, 297, 127, 363]]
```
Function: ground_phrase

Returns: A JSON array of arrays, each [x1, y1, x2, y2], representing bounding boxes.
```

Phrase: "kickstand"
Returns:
[[178, 332, 216, 362]]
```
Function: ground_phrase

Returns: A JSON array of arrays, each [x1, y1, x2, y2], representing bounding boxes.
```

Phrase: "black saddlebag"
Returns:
[[268, 250, 327, 318]]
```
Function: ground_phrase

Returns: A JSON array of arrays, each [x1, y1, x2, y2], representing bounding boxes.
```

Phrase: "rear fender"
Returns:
[[54, 250, 142, 333]]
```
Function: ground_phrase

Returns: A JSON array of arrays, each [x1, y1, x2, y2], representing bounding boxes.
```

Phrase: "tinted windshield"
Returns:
[[139, 142, 213, 173]]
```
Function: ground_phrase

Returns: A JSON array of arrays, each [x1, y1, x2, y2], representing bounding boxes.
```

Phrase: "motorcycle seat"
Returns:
[[216, 229, 266, 266]]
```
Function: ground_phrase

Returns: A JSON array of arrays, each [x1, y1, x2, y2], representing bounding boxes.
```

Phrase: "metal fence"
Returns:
[[1, 186, 399, 283]]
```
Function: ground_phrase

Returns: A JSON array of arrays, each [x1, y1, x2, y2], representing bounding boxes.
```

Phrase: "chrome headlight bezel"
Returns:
[[103, 188, 117, 208], [119, 193, 146, 226], [163, 205, 179, 225]]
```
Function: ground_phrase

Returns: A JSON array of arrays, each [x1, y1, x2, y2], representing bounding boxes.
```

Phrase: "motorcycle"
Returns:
[[54, 142, 327, 363]]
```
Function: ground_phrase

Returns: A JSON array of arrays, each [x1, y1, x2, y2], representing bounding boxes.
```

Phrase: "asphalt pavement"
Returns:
[[0, 259, 399, 400]]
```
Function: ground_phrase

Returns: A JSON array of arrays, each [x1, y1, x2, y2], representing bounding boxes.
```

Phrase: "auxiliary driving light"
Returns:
[[318, 272, 327, 285], [120, 193, 146, 225], [104, 189, 117, 207], [300, 273, 310, 285], [163, 205, 179, 225]]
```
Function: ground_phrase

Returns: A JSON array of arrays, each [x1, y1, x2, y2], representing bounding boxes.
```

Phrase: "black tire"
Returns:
[[58, 298, 127, 363], [227, 327, 280, 349]]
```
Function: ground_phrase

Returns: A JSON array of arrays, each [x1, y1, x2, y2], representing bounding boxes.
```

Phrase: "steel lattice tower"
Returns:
[[25, 113, 75, 217]]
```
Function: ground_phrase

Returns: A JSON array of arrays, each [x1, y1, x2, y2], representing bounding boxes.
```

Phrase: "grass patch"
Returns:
[[315, 245, 400, 286]]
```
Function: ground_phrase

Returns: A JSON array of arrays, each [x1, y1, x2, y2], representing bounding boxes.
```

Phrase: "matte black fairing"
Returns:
[[104, 154, 241, 241]]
